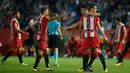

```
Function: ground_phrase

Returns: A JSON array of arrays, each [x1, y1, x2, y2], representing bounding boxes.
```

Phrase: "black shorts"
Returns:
[[125, 42, 130, 48], [48, 35, 60, 48], [24, 39, 34, 46]]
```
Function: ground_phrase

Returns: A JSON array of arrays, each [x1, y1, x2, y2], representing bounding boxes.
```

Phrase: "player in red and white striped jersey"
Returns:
[[77, 4, 108, 72], [32, 7, 67, 71], [112, 16, 126, 66], [64, 4, 106, 72], [121, 21, 130, 64], [1, 11, 28, 65]]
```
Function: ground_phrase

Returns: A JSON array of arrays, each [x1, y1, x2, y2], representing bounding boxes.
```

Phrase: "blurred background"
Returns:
[[0, 0, 130, 58], [0, 0, 130, 28]]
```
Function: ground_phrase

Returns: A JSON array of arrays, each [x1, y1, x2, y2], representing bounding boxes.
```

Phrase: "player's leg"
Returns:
[[115, 43, 123, 65], [116, 50, 123, 65], [17, 47, 28, 65], [86, 38, 100, 72], [121, 42, 130, 62], [1, 40, 16, 65], [54, 48, 59, 66], [31, 46, 36, 56], [96, 48, 107, 72], [82, 50, 90, 70], [77, 45, 90, 72], [77, 51, 90, 72], [17, 39, 28, 65], [32, 50, 43, 71], [87, 48, 97, 72], [28, 45, 35, 56], [87, 48, 107, 72], [1, 50, 13, 65], [44, 48, 53, 71]]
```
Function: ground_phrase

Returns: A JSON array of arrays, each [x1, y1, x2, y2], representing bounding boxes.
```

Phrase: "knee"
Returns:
[[38, 50, 43, 56], [18, 47, 25, 54], [54, 48, 58, 52], [45, 48, 49, 54], [92, 49, 99, 56]]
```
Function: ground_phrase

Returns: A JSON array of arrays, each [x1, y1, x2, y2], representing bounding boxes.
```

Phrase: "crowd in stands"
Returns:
[[0, 0, 130, 29]]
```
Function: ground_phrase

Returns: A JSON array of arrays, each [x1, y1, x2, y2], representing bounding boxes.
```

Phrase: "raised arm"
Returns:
[[84, 12, 101, 16], [48, 14, 67, 21], [65, 21, 79, 30]]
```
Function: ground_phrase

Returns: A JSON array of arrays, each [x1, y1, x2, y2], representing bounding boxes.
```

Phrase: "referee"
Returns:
[[48, 13, 63, 66]]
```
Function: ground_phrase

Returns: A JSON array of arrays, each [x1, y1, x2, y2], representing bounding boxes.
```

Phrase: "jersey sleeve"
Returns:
[[122, 25, 126, 29], [79, 16, 84, 26], [56, 21, 61, 27], [79, 16, 83, 22], [13, 21, 18, 30], [41, 16, 48, 26], [95, 16, 100, 22]]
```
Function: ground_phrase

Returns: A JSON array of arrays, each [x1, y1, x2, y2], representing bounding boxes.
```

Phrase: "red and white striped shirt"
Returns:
[[80, 16, 99, 38], [37, 15, 49, 41], [115, 22, 126, 42], [10, 19, 21, 40]]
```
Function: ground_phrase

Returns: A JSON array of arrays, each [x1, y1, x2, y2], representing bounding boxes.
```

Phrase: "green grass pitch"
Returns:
[[0, 56, 130, 73]]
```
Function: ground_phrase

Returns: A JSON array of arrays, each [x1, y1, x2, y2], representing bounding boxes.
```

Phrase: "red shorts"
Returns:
[[11, 39, 22, 48], [116, 42, 124, 50], [81, 37, 99, 49], [38, 40, 48, 50], [77, 37, 99, 55]]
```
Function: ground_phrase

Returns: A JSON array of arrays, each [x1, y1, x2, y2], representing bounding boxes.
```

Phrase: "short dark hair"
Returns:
[[13, 11, 19, 16], [81, 4, 89, 9], [115, 16, 121, 22], [89, 4, 96, 11], [41, 7, 48, 13]]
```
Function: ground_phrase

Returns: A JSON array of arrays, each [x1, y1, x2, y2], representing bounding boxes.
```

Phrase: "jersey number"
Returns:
[[87, 19, 90, 28]]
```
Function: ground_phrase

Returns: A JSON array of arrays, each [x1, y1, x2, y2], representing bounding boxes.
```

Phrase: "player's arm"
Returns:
[[78, 20, 84, 38], [84, 12, 101, 16], [120, 26, 126, 43], [48, 14, 67, 21], [65, 21, 79, 30], [57, 27, 63, 39], [14, 23, 28, 35], [89, 12, 101, 16], [78, 20, 83, 30], [97, 21, 108, 40], [111, 27, 117, 42]]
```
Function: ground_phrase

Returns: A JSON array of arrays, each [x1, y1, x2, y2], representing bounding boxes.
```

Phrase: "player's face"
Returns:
[[115, 20, 119, 25], [85, 8, 89, 13], [93, 6, 97, 13], [81, 8, 85, 15], [44, 9, 49, 16], [16, 12, 20, 19], [81, 8, 88, 15], [91, 6, 97, 13]]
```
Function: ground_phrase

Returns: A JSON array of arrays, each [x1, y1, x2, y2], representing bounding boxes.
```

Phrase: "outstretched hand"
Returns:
[[62, 13, 68, 17], [104, 36, 108, 41], [62, 26, 68, 30], [23, 32, 29, 35]]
